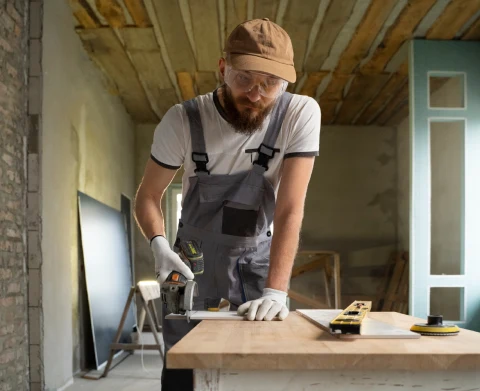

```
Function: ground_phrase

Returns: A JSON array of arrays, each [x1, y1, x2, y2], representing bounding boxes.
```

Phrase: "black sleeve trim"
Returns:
[[150, 154, 181, 170], [284, 151, 319, 159]]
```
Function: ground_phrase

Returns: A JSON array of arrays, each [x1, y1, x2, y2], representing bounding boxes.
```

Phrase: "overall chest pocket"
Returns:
[[199, 183, 264, 237]]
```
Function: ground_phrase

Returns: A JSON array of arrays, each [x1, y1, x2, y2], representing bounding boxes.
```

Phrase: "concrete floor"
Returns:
[[66, 354, 163, 390]]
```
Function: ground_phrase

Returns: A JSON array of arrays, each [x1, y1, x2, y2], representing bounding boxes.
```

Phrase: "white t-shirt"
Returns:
[[151, 90, 321, 201]]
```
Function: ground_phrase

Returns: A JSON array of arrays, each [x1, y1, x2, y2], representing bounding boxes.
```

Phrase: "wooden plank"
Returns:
[[77, 28, 157, 122], [426, 0, 480, 40], [299, 72, 329, 97], [189, 0, 222, 71], [124, 0, 151, 27], [282, 0, 323, 72], [195, 72, 218, 95], [361, 0, 437, 73], [335, 73, 389, 125], [336, 0, 398, 74], [253, 0, 280, 21], [385, 102, 409, 126], [288, 289, 330, 309], [462, 16, 480, 40], [304, 0, 356, 72], [150, 0, 196, 72], [318, 99, 338, 124], [286, 72, 303, 93], [373, 81, 409, 126], [121, 28, 177, 118], [177, 72, 196, 101], [69, 0, 101, 28], [291, 255, 330, 279], [319, 73, 351, 101], [355, 73, 407, 125], [382, 255, 406, 311], [95, 0, 126, 27], [225, 0, 248, 42]]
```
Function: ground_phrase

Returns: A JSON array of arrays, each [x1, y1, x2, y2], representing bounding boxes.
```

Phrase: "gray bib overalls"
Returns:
[[161, 91, 293, 390]]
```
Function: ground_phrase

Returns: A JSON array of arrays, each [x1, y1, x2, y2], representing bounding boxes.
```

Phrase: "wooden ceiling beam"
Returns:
[[361, 0, 437, 74], [304, 0, 356, 72], [299, 72, 329, 97], [355, 73, 407, 126], [124, 0, 151, 27], [336, 0, 398, 74], [335, 73, 390, 125], [426, 0, 480, 39], [77, 28, 157, 122], [318, 99, 338, 125], [385, 102, 409, 127], [282, 0, 324, 72], [195, 72, 218, 95], [462, 16, 480, 40], [177, 72, 196, 101], [373, 82, 409, 126], [225, 0, 248, 45], [95, 0, 126, 28], [121, 28, 177, 118], [253, 0, 280, 21], [189, 0, 222, 71], [69, 0, 101, 28]]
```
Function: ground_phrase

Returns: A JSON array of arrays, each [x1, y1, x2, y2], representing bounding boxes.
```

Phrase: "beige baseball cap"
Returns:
[[224, 18, 296, 83]]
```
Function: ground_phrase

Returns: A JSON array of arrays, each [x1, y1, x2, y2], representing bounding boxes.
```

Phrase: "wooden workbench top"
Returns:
[[168, 312, 480, 370]]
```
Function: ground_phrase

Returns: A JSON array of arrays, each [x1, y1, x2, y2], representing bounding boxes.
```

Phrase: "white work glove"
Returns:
[[150, 235, 194, 285], [237, 288, 289, 321]]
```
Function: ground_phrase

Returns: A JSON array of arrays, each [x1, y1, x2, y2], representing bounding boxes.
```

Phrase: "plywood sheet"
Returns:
[[297, 309, 420, 339]]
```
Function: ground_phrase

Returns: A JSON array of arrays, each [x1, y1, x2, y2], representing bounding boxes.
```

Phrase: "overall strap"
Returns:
[[253, 92, 294, 172], [183, 98, 210, 175]]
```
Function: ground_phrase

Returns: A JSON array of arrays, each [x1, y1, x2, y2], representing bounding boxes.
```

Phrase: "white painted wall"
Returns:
[[42, 1, 136, 388]]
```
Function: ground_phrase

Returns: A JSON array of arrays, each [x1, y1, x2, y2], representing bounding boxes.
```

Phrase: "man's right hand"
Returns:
[[151, 235, 195, 285]]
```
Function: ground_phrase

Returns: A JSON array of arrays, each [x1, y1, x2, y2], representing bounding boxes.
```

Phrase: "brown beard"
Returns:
[[222, 85, 275, 135]]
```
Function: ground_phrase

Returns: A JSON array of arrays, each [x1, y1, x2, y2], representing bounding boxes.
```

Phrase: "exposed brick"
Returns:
[[6, 3, 22, 24]]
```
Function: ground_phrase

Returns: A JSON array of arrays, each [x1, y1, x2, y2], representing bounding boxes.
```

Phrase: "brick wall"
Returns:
[[0, 1, 30, 390]]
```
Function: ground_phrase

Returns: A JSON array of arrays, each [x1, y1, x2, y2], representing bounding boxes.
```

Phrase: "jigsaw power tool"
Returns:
[[160, 239, 204, 322]]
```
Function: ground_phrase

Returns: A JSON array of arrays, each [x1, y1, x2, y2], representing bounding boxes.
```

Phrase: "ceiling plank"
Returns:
[[121, 28, 177, 118], [335, 0, 398, 74], [195, 72, 218, 95], [69, 0, 101, 28], [282, 0, 323, 72], [304, 0, 356, 72], [385, 102, 408, 126], [374, 81, 409, 126], [225, 0, 248, 43], [335, 73, 390, 125], [426, 0, 480, 39], [286, 72, 304, 93], [123, 0, 151, 27], [189, 0, 222, 71], [95, 0, 127, 28], [77, 28, 157, 122], [253, 0, 280, 21], [177, 72, 196, 101], [361, 0, 437, 74], [150, 0, 196, 72], [299, 72, 329, 97], [319, 73, 351, 101], [318, 99, 338, 125], [462, 16, 480, 40], [355, 73, 407, 125]]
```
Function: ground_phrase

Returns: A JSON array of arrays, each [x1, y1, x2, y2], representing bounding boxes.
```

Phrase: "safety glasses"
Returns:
[[224, 65, 288, 99]]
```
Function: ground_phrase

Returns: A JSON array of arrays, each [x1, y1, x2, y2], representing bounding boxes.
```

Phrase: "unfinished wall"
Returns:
[[41, 0, 136, 388], [293, 125, 397, 308], [0, 1, 29, 390]]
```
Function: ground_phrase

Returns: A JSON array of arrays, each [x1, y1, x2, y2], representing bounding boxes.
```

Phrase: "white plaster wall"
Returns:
[[42, 0, 136, 388]]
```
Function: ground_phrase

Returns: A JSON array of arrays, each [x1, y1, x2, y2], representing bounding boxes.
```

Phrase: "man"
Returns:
[[134, 18, 320, 390]]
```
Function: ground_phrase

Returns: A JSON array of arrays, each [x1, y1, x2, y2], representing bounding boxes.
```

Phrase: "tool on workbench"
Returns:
[[410, 315, 460, 336], [161, 239, 203, 322], [329, 301, 372, 334]]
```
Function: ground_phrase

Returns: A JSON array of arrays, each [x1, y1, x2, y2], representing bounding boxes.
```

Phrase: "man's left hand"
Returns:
[[237, 288, 289, 321]]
